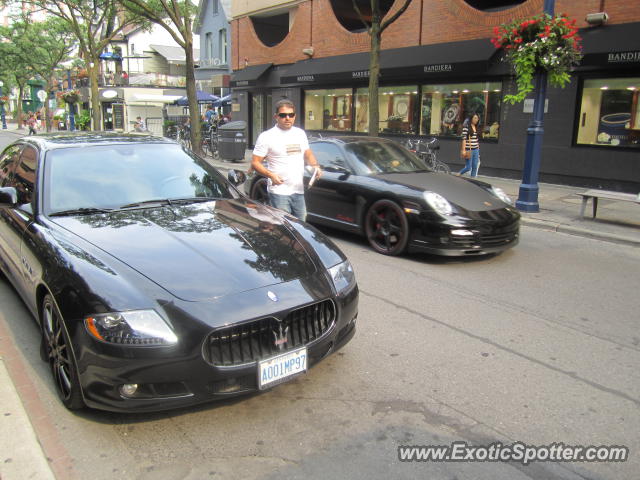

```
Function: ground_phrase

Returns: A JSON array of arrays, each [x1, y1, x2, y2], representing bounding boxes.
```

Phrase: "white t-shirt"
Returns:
[[253, 125, 309, 195]]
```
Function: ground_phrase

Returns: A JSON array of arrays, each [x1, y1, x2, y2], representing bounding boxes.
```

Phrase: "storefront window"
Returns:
[[577, 77, 640, 148], [304, 88, 353, 131], [356, 86, 418, 135], [420, 82, 502, 139]]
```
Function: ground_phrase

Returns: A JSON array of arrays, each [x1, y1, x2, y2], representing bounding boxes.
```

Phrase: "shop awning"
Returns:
[[129, 93, 184, 104], [280, 38, 498, 84], [99, 52, 123, 61], [579, 22, 640, 69], [230, 63, 273, 87]]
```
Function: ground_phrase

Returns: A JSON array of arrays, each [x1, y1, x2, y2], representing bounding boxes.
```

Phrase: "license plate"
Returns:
[[258, 347, 307, 389]]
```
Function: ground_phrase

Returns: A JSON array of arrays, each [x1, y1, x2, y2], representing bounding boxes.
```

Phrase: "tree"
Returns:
[[2, 15, 76, 132], [14, 0, 146, 130], [352, 0, 411, 136], [0, 25, 34, 129], [118, 0, 202, 154]]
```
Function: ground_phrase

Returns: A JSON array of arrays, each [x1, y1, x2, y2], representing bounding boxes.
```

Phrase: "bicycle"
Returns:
[[207, 123, 221, 159], [176, 124, 191, 149], [402, 137, 451, 174]]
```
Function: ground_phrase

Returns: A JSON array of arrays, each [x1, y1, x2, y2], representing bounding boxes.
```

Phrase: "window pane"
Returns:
[[420, 81, 502, 139], [577, 77, 640, 148], [219, 29, 227, 65], [14, 147, 37, 205], [46, 144, 235, 213], [304, 88, 352, 131], [356, 85, 418, 135]]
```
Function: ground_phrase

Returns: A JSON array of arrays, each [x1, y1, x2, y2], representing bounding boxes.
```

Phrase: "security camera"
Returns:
[[585, 12, 609, 25], [302, 47, 314, 56]]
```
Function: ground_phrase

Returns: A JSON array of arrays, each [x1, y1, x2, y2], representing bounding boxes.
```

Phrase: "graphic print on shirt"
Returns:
[[285, 144, 302, 155]]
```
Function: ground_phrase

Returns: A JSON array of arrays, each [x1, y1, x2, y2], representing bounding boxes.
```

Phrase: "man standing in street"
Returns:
[[251, 99, 321, 221]]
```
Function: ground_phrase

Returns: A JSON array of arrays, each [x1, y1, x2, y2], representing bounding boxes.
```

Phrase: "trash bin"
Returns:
[[218, 121, 247, 161]]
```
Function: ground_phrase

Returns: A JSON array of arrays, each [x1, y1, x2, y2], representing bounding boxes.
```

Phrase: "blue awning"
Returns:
[[99, 52, 123, 61]]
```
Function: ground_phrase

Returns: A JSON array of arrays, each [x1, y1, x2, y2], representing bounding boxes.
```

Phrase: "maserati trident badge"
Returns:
[[273, 324, 289, 350], [268, 291, 278, 302]]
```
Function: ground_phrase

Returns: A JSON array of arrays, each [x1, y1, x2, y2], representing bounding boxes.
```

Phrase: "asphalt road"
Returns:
[[1, 224, 639, 480]]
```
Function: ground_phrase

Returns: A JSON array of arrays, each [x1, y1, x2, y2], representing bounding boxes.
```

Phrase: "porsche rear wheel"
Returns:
[[365, 199, 409, 255], [41, 294, 84, 410]]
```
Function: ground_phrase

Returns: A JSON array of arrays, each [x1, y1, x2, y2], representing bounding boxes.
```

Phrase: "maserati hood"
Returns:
[[51, 200, 318, 301]]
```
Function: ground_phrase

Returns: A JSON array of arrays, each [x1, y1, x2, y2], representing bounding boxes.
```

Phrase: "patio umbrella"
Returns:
[[174, 90, 220, 106], [213, 94, 231, 107]]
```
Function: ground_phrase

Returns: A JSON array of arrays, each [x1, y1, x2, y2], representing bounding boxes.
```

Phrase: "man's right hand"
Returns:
[[269, 173, 284, 185]]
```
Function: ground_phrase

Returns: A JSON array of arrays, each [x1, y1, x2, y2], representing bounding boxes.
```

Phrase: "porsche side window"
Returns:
[[12, 146, 38, 205], [0, 145, 23, 187], [311, 143, 347, 170]]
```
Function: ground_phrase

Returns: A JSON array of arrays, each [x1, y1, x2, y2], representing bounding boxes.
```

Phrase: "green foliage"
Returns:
[[75, 110, 91, 130], [492, 13, 583, 104]]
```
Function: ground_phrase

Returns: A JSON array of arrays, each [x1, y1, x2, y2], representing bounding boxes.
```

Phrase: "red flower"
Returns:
[[514, 37, 523, 43]]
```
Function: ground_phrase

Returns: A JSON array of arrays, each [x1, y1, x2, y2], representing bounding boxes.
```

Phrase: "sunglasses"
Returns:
[[277, 112, 296, 118]]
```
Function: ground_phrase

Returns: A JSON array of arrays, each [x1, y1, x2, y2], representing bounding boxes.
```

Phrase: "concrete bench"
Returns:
[[578, 189, 640, 218]]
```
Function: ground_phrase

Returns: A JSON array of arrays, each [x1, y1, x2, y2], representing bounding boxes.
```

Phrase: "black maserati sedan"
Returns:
[[243, 136, 520, 256], [0, 133, 358, 412]]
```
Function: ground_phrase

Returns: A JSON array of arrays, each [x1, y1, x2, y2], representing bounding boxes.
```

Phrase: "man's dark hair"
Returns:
[[274, 99, 295, 114]]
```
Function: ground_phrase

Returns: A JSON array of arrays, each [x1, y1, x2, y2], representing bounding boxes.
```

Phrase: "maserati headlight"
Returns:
[[85, 310, 177, 346], [423, 191, 453, 216], [328, 260, 356, 295], [491, 187, 513, 205]]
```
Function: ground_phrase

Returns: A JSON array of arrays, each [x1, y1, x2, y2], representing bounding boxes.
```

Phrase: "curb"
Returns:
[[520, 217, 640, 248], [0, 358, 56, 480]]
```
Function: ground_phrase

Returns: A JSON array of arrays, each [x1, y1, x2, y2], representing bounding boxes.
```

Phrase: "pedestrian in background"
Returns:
[[251, 99, 321, 221], [27, 113, 38, 135], [457, 113, 481, 177]]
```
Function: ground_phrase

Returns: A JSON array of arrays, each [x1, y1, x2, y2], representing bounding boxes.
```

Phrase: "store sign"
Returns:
[[102, 90, 118, 99], [607, 51, 640, 64], [296, 75, 315, 82], [352, 70, 370, 78], [424, 64, 453, 73]]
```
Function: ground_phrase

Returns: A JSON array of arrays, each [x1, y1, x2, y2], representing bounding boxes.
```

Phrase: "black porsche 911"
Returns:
[[243, 136, 520, 256], [0, 133, 358, 412]]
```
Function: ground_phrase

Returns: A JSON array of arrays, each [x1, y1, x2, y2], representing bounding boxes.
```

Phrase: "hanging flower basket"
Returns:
[[491, 13, 583, 104], [57, 89, 81, 104], [0, 95, 8, 105]]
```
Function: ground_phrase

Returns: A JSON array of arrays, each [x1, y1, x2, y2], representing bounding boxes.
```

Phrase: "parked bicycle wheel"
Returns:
[[434, 161, 451, 174], [211, 132, 220, 159], [421, 151, 438, 170]]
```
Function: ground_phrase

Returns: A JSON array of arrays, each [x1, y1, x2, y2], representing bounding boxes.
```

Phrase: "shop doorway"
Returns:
[[102, 102, 125, 130]]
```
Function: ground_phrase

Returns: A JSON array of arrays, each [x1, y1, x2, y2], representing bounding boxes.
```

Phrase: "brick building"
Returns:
[[229, 0, 640, 191]]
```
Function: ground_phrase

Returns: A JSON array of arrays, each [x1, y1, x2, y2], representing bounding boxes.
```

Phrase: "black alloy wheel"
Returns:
[[41, 294, 84, 410], [365, 199, 409, 255], [251, 177, 269, 204]]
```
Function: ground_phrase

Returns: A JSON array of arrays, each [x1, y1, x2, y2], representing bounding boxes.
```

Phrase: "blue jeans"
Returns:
[[458, 149, 480, 177], [269, 192, 307, 221]]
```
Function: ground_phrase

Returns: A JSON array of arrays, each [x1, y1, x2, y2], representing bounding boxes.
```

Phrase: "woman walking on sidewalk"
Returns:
[[27, 113, 38, 135], [458, 113, 481, 177]]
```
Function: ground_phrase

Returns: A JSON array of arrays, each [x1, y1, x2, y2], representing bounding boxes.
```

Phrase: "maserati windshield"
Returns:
[[44, 143, 236, 215]]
